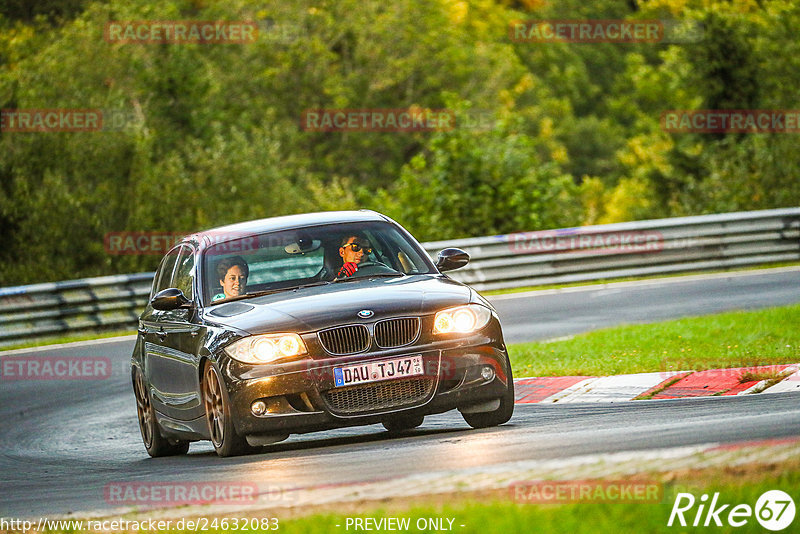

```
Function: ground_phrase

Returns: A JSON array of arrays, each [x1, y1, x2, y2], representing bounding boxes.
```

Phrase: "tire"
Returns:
[[202, 362, 255, 457], [133, 368, 190, 457], [382, 415, 424, 432], [461, 365, 515, 429]]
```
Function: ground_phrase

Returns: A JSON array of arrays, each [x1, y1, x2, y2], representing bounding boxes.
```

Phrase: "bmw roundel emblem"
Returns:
[[358, 309, 374, 319]]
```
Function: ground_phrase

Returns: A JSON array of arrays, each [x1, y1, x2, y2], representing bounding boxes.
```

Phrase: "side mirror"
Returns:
[[151, 288, 191, 311], [435, 248, 470, 272]]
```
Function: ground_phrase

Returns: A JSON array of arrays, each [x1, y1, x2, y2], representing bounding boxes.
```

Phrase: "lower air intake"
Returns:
[[323, 377, 434, 415]]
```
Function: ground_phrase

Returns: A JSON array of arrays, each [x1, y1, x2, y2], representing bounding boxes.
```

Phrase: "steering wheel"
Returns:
[[333, 260, 395, 281], [356, 260, 386, 268]]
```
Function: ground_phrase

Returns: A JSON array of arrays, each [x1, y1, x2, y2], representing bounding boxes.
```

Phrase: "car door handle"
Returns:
[[157, 331, 167, 342]]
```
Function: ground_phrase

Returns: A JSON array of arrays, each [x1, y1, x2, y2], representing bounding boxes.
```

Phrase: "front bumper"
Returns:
[[221, 322, 511, 437]]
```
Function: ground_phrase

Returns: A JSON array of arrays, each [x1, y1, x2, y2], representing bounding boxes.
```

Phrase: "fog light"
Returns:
[[251, 400, 267, 416], [481, 366, 495, 381]]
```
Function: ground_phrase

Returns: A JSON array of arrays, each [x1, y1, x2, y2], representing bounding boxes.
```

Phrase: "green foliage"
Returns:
[[694, 135, 800, 214], [381, 111, 580, 240], [688, 12, 761, 111], [0, 0, 798, 285]]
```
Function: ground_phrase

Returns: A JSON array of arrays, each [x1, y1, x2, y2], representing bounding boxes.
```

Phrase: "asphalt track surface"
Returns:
[[2, 268, 800, 519]]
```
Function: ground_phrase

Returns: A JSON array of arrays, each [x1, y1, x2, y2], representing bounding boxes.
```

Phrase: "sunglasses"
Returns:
[[342, 243, 372, 253]]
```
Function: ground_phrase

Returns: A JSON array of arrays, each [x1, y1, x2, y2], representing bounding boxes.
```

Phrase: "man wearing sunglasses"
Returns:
[[337, 235, 372, 278]]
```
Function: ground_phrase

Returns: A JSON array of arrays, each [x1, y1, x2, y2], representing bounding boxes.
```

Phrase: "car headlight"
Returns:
[[224, 333, 307, 364], [433, 304, 492, 334]]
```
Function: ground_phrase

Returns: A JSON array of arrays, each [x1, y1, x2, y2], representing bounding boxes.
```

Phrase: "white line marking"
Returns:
[[487, 265, 800, 301]]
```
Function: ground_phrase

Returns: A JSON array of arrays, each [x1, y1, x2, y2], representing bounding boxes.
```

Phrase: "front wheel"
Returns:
[[461, 367, 515, 429], [133, 368, 189, 457], [203, 362, 255, 457]]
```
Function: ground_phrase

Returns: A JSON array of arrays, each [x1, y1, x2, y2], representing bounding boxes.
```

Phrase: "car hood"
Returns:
[[202, 275, 473, 334]]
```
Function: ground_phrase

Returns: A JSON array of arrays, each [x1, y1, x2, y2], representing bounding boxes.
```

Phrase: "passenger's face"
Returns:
[[339, 237, 366, 264], [221, 265, 247, 298]]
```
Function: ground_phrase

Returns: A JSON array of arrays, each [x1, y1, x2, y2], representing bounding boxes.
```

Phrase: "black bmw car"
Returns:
[[131, 210, 514, 457]]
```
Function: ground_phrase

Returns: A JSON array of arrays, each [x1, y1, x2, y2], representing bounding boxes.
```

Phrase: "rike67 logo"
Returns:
[[668, 490, 796, 531]]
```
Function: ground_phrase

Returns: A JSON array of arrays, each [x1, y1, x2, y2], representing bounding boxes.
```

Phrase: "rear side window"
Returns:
[[246, 247, 325, 285]]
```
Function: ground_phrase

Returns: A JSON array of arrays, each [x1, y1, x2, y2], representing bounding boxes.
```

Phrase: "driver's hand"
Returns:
[[337, 262, 358, 277]]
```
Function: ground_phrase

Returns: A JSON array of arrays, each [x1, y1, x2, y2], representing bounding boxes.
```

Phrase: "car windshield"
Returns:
[[202, 221, 435, 305]]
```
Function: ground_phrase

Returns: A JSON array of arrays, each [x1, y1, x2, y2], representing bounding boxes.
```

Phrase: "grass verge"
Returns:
[[114, 459, 799, 534], [508, 304, 800, 377], [273, 466, 798, 534]]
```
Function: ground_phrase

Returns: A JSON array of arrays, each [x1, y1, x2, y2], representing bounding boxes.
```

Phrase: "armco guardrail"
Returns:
[[431, 207, 800, 291], [0, 273, 154, 346], [0, 208, 798, 346]]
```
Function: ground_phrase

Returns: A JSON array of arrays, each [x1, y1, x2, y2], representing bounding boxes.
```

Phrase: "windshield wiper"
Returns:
[[210, 281, 332, 304], [212, 288, 289, 303], [332, 272, 404, 283], [292, 281, 332, 290]]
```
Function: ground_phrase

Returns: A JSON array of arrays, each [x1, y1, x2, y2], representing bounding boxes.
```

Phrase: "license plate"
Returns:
[[333, 355, 424, 387]]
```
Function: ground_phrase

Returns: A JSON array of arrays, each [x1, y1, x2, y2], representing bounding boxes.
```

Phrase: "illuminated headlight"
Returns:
[[433, 304, 492, 334], [224, 333, 307, 364]]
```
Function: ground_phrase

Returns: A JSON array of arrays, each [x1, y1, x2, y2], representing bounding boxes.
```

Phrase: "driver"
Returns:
[[337, 235, 372, 278]]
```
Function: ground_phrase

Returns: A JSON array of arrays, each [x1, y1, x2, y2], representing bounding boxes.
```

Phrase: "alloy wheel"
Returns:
[[134, 370, 153, 448], [203, 364, 226, 447]]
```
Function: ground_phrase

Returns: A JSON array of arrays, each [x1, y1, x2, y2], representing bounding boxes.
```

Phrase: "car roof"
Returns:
[[183, 210, 390, 250]]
